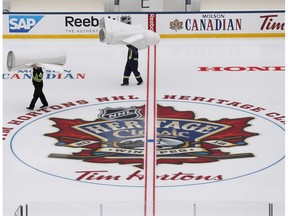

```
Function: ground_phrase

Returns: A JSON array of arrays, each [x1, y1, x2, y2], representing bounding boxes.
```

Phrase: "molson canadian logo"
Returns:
[[46, 105, 257, 168], [169, 14, 242, 32], [2, 69, 85, 80]]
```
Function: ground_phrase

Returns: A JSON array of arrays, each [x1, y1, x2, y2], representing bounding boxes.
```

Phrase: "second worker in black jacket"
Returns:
[[26, 64, 48, 110], [121, 45, 143, 86]]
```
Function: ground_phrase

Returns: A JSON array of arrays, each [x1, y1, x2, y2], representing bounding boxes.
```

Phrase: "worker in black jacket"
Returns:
[[121, 45, 143, 86], [26, 64, 48, 110]]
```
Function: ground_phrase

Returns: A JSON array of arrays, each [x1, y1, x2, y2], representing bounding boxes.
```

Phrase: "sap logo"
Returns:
[[9, 15, 44, 33]]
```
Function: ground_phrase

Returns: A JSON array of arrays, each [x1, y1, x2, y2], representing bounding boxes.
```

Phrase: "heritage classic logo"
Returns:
[[5, 95, 284, 186], [46, 104, 257, 169]]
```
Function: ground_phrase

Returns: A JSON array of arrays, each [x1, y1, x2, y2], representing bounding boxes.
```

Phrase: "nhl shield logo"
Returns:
[[120, 15, 132, 24], [98, 107, 142, 120]]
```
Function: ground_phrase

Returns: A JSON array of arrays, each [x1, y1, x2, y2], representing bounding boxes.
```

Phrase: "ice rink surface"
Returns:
[[3, 37, 285, 216]]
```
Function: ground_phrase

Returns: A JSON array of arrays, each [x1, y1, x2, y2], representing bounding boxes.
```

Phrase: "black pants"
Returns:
[[123, 60, 143, 84], [29, 83, 48, 108]]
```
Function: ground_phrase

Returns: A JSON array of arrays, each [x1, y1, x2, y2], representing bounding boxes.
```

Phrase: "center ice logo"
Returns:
[[9, 15, 44, 33], [46, 105, 257, 168]]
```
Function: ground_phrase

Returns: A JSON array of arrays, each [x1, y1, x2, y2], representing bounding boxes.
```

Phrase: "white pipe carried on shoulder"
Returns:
[[7, 49, 66, 71], [99, 17, 160, 50]]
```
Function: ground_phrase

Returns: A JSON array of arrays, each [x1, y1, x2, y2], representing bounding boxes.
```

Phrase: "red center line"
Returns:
[[144, 44, 158, 216], [152, 44, 157, 216], [144, 13, 158, 216], [144, 45, 151, 216]]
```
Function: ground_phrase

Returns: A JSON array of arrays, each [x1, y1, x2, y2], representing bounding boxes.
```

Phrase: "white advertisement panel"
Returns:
[[3, 13, 148, 36], [158, 11, 285, 36], [3, 11, 285, 38]]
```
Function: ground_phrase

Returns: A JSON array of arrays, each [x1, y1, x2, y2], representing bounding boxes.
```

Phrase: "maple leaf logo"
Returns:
[[170, 19, 183, 32], [45, 105, 258, 169]]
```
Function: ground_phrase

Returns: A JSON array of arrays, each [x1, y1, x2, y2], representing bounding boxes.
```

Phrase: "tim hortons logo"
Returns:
[[259, 15, 285, 31], [46, 105, 257, 168]]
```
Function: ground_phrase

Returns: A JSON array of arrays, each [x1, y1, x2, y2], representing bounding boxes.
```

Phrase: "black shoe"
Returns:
[[40, 104, 48, 108], [121, 83, 129, 86], [137, 81, 143, 85], [26, 107, 34, 110]]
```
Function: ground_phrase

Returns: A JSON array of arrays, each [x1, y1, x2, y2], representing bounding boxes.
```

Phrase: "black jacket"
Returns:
[[126, 45, 138, 61], [32, 67, 44, 85]]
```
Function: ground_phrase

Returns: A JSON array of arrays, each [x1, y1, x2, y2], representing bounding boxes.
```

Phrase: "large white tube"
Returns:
[[7, 49, 66, 71], [99, 17, 160, 50]]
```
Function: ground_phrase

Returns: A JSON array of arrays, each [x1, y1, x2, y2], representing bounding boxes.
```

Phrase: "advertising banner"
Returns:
[[3, 11, 285, 38], [158, 11, 285, 37], [3, 13, 147, 38]]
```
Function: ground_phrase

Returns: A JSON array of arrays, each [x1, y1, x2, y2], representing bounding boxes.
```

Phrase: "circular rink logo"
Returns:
[[5, 95, 285, 187]]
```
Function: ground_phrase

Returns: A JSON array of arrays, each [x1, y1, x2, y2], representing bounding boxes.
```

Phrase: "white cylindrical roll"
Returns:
[[99, 17, 160, 50], [7, 49, 66, 71]]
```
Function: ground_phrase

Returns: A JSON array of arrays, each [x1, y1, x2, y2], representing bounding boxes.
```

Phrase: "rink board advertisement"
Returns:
[[2, 11, 285, 216], [2, 11, 285, 38], [157, 11, 285, 36], [3, 13, 147, 36]]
